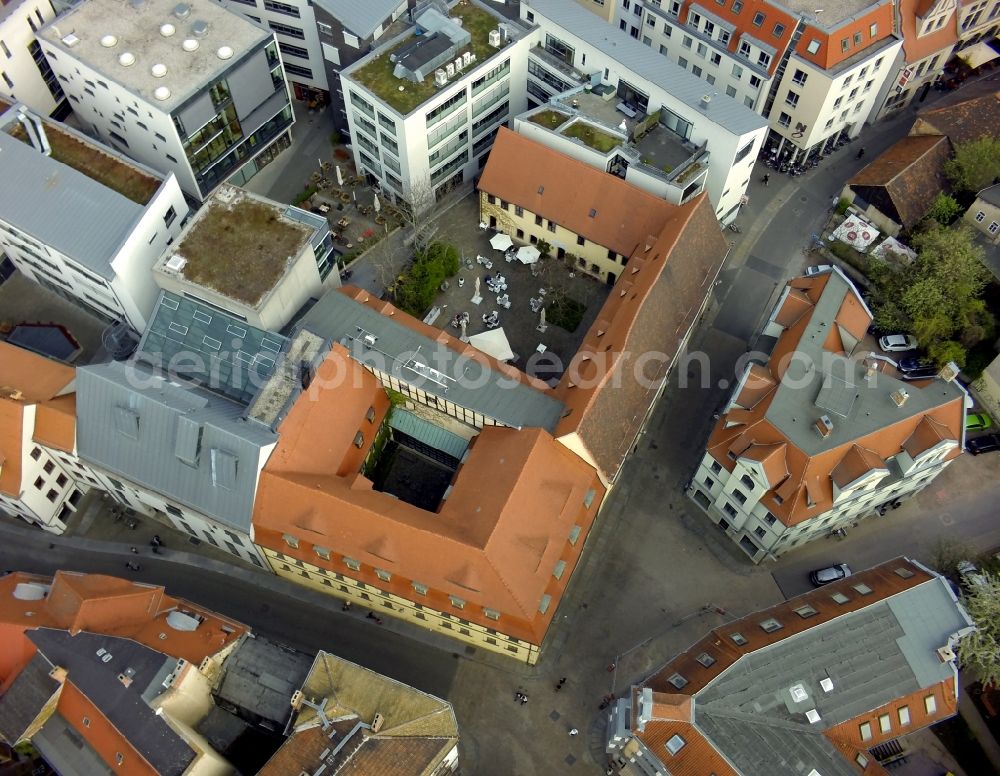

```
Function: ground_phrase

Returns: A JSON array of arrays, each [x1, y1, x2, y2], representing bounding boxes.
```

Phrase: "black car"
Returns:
[[899, 356, 935, 373], [966, 433, 1000, 455], [901, 365, 938, 381]]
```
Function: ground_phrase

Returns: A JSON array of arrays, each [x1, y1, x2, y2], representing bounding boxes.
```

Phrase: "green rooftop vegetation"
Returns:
[[350, 2, 505, 115], [7, 121, 160, 206], [528, 110, 569, 130], [176, 198, 311, 306], [561, 121, 622, 153]]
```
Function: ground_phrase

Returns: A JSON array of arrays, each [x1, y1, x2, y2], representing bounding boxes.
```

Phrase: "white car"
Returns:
[[805, 264, 833, 276], [878, 334, 918, 352]]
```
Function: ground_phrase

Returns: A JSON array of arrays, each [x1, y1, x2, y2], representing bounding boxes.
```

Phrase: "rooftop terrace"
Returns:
[[349, 3, 511, 115], [5, 119, 160, 205], [164, 187, 312, 306], [779, 0, 879, 27]]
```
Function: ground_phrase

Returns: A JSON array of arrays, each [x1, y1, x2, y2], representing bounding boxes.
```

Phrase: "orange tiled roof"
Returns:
[[33, 395, 77, 453], [913, 86, 1000, 144], [705, 272, 963, 526], [478, 127, 676, 258], [794, 5, 896, 70], [0, 571, 247, 668], [551, 193, 728, 481], [682, 0, 796, 78], [900, 0, 958, 61]]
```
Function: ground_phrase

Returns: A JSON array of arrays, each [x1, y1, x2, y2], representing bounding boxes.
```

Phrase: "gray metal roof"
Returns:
[[75, 360, 277, 531], [390, 408, 470, 461], [138, 291, 287, 405], [0, 654, 60, 743], [524, 0, 768, 136], [978, 183, 1000, 208], [32, 713, 116, 776], [0, 124, 153, 280], [300, 291, 566, 431], [213, 634, 313, 727], [765, 269, 965, 457], [28, 628, 194, 776], [693, 576, 973, 776], [312, 0, 403, 39]]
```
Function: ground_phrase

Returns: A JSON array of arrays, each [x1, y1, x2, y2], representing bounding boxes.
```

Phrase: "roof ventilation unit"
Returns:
[[488, 29, 501, 47], [160, 23, 176, 37], [118, 51, 136, 66], [151, 63, 167, 77], [182, 38, 199, 52], [454, 57, 463, 72], [154, 86, 171, 101], [820, 677, 834, 692], [789, 684, 809, 702], [939, 361, 960, 382], [890, 389, 909, 407], [100, 34, 118, 47], [434, 69, 447, 86], [191, 20, 209, 38], [216, 45, 234, 60], [445, 62, 455, 78], [805, 709, 821, 724], [165, 255, 187, 272], [814, 414, 833, 438], [61, 33, 80, 47], [700, 94, 712, 109], [174, 3, 190, 18]]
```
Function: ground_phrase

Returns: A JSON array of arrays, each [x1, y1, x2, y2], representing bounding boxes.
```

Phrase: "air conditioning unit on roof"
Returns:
[[488, 29, 501, 47], [434, 69, 447, 86]]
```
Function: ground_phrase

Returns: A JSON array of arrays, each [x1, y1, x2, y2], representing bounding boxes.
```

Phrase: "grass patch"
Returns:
[[177, 198, 310, 305], [547, 296, 586, 332], [350, 3, 505, 115], [9, 122, 160, 205], [528, 109, 569, 129], [561, 121, 622, 153], [931, 715, 996, 776]]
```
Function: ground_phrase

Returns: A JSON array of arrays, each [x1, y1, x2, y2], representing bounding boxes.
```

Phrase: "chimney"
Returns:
[[700, 94, 712, 109], [814, 415, 833, 437], [371, 712, 385, 732], [890, 389, 909, 407], [937, 644, 956, 663], [636, 687, 653, 732]]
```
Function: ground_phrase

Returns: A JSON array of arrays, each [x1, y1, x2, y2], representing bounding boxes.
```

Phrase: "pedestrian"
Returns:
[[558, 677, 567, 686], [761, 173, 769, 186], [569, 728, 578, 736], [342, 601, 351, 612], [130, 546, 138, 554], [520, 694, 528, 706], [856, 147, 865, 159], [366, 612, 376, 620], [152, 535, 161, 546], [514, 692, 522, 703]]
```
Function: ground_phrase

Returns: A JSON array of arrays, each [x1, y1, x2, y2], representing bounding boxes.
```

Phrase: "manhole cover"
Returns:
[[550, 710, 561, 721], [800, 196, 808, 202], [564, 755, 577, 766]]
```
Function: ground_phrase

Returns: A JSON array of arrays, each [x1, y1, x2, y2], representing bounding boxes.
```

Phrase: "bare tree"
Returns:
[[390, 178, 439, 255], [479, 196, 518, 237]]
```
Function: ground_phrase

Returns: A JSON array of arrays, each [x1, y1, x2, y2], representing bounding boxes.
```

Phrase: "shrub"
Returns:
[[392, 241, 461, 317], [329, 130, 341, 147], [925, 193, 962, 225], [536, 239, 552, 258], [292, 185, 318, 205], [835, 197, 852, 215]]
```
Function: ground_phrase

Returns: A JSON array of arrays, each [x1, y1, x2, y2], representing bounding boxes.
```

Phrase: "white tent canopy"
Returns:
[[959, 40, 1000, 69], [516, 245, 541, 264], [467, 327, 515, 362], [490, 233, 513, 251], [832, 217, 880, 252]]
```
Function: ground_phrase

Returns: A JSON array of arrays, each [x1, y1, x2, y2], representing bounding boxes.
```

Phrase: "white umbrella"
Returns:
[[335, 165, 344, 186], [468, 327, 515, 361], [516, 245, 541, 265], [832, 217, 880, 252], [373, 193, 381, 213], [490, 233, 513, 251]]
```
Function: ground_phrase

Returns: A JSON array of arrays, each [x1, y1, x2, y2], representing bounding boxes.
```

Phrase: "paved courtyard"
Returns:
[[423, 195, 610, 381]]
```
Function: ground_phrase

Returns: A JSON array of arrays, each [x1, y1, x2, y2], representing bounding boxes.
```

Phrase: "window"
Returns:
[[852, 582, 873, 595], [732, 0, 743, 10], [738, 41, 751, 58], [538, 593, 552, 614], [282, 533, 299, 549], [711, 461, 722, 474], [343, 557, 360, 571], [449, 595, 465, 609], [764, 512, 777, 526], [869, 22, 878, 36], [697, 42, 707, 57], [733, 490, 747, 505], [777, 111, 791, 127], [692, 65, 702, 76], [484, 607, 501, 620], [412, 581, 428, 595], [752, 11, 765, 25], [535, 214, 543, 226], [859, 722, 872, 741], [732, 62, 744, 78], [990, 222, 1000, 234], [853, 31, 862, 45], [30, 447, 41, 460], [841, 38, 850, 52], [682, 35, 693, 48], [749, 74, 761, 87], [696, 651, 716, 667], [547, 221, 556, 233], [43, 460, 55, 474], [924, 694, 937, 713], [759, 617, 782, 633], [785, 90, 799, 107], [833, 96, 843, 109], [730, 632, 747, 645], [679, 56, 689, 68], [711, 52, 722, 65], [375, 569, 391, 582], [831, 591, 850, 604], [56, 474, 67, 487], [898, 706, 910, 725], [514, 206, 523, 217], [668, 672, 688, 688], [723, 502, 737, 517], [665, 734, 686, 754], [754, 526, 766, 538], [895, 566, 915, 578], [314, 546, 330, 560], [794, 604, 818, 618], [576, 235, 585, 246], [856, 753, 870, 767], [720, 29, 731, 43], [807, 39, 820, 54], [879, 713, 891, 733], [46, 489, 58, 502]]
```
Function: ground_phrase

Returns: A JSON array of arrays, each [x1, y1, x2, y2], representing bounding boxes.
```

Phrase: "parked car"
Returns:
[[809, 563, 852, 586], [898, 356, 935, 373], [967, 433, 1000, 455], [900, 365, 939, 381], [965, 413, 994, 432], [806, 264, 833, 276], [957, 560, 988, 589], [878, 334, 918, 352]]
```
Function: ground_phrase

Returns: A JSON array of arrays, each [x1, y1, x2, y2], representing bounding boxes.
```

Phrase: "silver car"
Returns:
[[809, 563, 852, 586]]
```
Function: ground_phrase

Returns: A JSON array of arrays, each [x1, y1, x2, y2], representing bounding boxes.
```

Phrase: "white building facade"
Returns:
[[0, 106, 189, 330], [0, 0, 68, 117], [341, 1, 532, 211], [36, 0, 294, 200]]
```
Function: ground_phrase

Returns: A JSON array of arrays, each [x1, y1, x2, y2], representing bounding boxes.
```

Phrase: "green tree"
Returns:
[[868, 223, 993, 362], [958, 570, 1000, 687], [928, 340, 967, 368], [536, 239, 552, 258], [925, 192, 962, 225], [944, 137, 1000, 193]]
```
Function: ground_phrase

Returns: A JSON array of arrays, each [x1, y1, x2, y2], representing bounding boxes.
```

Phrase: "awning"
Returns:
[[490, 233, 513, 251], [467, 326, 515, 361], [959, 40, 1000, 69], [516, 245, 540, 264]]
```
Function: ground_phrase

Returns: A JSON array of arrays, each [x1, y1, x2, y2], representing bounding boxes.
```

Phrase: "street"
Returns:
[[4, 76, 1000, 776]]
